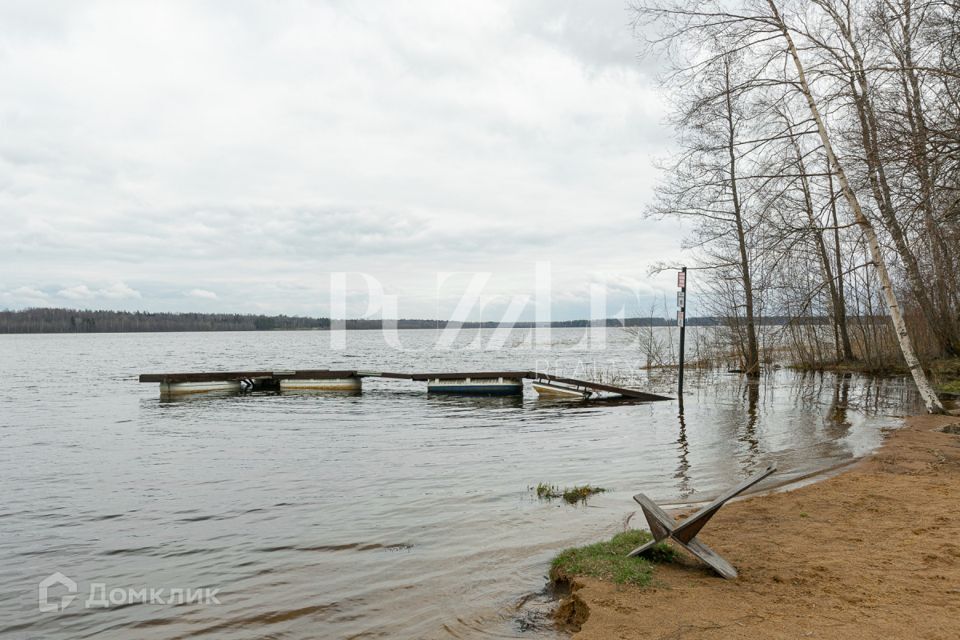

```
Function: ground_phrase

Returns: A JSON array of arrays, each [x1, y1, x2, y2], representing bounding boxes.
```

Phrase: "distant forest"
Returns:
[[0, 308, 729, 334]]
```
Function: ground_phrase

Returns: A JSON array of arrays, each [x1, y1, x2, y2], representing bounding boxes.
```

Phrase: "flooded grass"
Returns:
[[562, 485, 606, 504], [533, 483, 607, 504], [939, 380, 960, 394], [535, 482, 559, 500], [550, 530, 676, 586], [931, 358, 960, 395]]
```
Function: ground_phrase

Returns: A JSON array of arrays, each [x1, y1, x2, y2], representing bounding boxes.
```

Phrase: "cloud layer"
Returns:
[[0, 1, 683, 320]]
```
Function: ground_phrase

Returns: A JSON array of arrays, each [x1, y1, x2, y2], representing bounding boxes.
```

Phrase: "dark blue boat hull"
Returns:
[[427, 384, 523, 396]]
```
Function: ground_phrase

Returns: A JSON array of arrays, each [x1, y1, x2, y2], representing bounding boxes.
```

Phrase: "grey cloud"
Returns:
[[0, 1, 681, 319]]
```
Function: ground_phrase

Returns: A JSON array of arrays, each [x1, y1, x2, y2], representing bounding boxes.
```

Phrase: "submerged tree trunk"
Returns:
[[816, 0, 959, 357], [827, 171, 855, 361], [787, 122, 849, 363], [766, 0, 945, 413], [723, 57, 760, 376], [889, 0, 959, 351], [848, 76, 955, 355]]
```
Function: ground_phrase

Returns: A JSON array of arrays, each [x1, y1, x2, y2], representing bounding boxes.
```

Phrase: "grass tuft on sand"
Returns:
[[550, 530, 677, 586]]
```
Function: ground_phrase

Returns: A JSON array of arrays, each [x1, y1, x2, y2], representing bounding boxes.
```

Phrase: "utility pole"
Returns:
[[677, 267, 687, 404]]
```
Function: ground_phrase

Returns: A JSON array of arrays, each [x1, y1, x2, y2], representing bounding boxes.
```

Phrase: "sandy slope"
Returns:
[[561, 414, 960, 639]]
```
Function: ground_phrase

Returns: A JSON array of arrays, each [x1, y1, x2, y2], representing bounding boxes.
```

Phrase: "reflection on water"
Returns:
[[674, 411, 693, 500], [0, 329, 920, 639]]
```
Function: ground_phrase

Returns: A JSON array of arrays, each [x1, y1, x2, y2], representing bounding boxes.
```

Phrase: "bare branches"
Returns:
[[632, 0, 956, 412]]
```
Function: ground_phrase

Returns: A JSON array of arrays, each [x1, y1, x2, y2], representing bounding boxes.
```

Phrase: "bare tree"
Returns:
[[632, 0, 949, 413], [766, 0, 944, 411], [645, 47, 764, 374]]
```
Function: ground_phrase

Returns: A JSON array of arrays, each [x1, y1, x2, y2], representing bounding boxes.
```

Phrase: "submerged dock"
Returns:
[[138, 369, 672, 401]]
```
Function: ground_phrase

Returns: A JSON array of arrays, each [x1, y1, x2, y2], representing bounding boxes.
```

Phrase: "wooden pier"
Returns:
[[139, 368, 672, 401]]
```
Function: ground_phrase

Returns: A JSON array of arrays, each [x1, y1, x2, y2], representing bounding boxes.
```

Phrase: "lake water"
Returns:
[[0, 328, 920, 639]]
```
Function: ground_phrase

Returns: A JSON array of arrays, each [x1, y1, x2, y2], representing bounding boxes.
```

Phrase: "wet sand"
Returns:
[[558, 414, 960, 639]]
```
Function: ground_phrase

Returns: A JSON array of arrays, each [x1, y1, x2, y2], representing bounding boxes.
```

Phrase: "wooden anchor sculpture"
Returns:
[[628, 464, 777, 579]]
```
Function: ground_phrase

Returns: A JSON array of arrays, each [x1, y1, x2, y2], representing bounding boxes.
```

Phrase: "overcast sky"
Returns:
[[0, 0, 685, 321]]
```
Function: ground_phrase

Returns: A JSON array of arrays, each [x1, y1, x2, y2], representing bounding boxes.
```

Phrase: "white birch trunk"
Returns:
[[766, 0, 945, 414]]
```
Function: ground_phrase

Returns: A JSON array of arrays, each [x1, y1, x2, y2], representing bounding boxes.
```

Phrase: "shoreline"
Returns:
[[556, 413, 960, 639]]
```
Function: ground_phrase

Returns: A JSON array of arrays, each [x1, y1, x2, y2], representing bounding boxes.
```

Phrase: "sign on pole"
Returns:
[[677, 291, 685, 308], [677, 310, 685, 327], [677, 271, 686, 288]]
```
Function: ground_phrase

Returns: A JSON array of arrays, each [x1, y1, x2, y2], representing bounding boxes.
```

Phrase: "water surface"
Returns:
[[0, 329, 919, 638]]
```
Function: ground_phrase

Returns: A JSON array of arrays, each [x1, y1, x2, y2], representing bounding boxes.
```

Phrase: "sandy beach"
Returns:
[[558, 414, 960, 639]]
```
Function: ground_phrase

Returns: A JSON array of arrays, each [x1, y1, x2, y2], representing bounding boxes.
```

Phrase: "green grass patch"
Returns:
[[533, 483, 607, 504], [550, 529, 677, 587]]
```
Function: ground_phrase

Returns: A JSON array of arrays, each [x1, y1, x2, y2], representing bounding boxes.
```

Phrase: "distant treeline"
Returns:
[[0, 308, 717, 333], [0, 308, 862, 334], [0, 309, 330, 333]]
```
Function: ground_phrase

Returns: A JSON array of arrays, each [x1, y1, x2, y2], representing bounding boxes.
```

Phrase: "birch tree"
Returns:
[[632, 0, 949, 413], [765, 0, 944, 412]]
